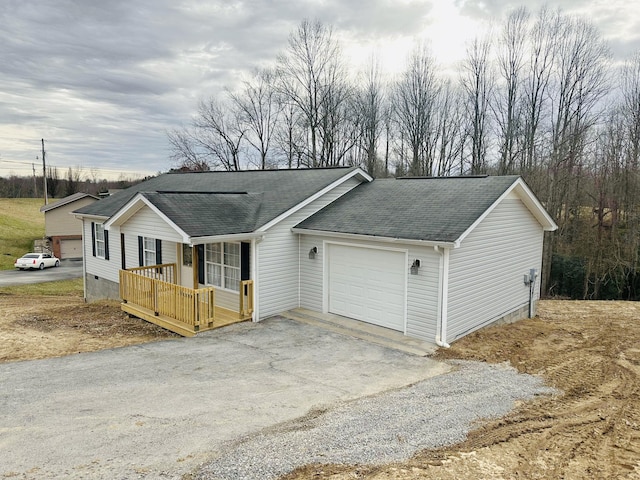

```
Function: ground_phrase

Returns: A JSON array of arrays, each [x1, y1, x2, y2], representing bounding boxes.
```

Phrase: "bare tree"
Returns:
[[435, 80, 465, 176], [276, 19, 350, 167], [167, 128, 211, 171], [169, 98, 246, 171], [542, 13, 611, 293], [460, 35, 494, 174], [493, 7, 529, 174], [521, 7, 557, 176], [46, 166, 60, 198], [393, 44, 441, 176], [229, 68, 281, 169], [65, 166, 83, 196], [353, 56, 387, 176]]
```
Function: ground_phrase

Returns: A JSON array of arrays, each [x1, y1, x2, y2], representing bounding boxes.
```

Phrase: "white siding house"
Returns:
[[74, 169, 556, 345]]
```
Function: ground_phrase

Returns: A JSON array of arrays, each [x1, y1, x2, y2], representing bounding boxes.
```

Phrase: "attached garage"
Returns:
[[327, 243, 406, 332], [295, 175, 558, 346]]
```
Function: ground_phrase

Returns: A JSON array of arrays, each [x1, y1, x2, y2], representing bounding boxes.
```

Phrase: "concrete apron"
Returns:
[[0, 316, 450, 480]]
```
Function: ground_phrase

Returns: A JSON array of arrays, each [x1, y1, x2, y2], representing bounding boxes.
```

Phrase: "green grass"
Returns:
[[0, 278, 83, 296], [0, 198, 46, 270]]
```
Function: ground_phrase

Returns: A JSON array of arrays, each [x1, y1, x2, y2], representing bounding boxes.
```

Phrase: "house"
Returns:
[[40, 192, 99, 259], [73, 167, 557, 345]]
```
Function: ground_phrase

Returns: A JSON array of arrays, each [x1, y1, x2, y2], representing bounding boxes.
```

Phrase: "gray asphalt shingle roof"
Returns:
[[141, 192, 263, 237], [295, 175, 521, 243], [73, 167, 359, 235]]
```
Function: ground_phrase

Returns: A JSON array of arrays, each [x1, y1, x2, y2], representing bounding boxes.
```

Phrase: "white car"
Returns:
[[14, 253, 60, 270]]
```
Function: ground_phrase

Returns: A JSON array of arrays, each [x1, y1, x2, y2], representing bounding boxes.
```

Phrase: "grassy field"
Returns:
[[0, 278, 83, 296], [0, 198, 45, 270]]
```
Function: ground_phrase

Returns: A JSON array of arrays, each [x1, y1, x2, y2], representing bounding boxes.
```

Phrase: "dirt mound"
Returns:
[[283, 300, 640, 479]]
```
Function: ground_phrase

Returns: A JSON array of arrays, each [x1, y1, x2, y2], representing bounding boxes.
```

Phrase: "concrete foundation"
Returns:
[[85, 273, 120, 302]]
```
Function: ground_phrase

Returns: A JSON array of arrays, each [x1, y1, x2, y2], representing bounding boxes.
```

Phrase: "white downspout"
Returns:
[[434, 245, 451, 348], [82, 219, 87, 302], [251, 237, 259, 322]]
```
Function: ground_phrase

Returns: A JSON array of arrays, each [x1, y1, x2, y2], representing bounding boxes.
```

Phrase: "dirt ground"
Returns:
[[0, 294, 177, 363], [283, 300, 640, 480], [3, 298, 640, 479]]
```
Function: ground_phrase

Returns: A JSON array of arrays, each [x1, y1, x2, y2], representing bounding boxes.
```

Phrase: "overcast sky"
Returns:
[[1, 0, 639, 181]]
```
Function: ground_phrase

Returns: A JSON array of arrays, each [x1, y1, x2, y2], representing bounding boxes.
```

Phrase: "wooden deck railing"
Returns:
[[119, 264, 254, 336], [125, 263, 176, 283], [240, 280, 254, 318]]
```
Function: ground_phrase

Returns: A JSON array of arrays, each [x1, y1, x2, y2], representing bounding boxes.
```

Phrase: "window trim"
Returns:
[[142, 237, 156, 267], [94, 223, 106, 259], [204, 241, 241, 292]]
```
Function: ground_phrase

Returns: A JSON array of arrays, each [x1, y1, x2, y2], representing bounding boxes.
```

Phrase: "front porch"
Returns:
[[119, 263, 254, 336]]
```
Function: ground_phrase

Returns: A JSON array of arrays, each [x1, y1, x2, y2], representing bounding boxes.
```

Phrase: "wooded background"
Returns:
[[4, 7, 639, 300]]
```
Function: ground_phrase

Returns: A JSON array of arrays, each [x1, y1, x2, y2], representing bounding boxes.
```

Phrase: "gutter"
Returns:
[[434, 245, 451, 348], [291, 228, 457, 249]]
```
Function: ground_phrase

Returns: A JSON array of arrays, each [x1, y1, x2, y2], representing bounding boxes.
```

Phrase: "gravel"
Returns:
[[192, 360, 557, 480]]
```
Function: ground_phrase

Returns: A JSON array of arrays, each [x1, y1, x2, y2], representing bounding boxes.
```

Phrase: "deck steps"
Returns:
[[281, 308, 438, 357]]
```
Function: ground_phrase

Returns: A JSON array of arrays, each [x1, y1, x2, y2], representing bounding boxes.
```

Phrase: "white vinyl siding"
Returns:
[[405, 244, 440, 341], [257, 176, 361, 319], [447, 198, 544, 340], [83, 220, 121, 283], [120, 205, 184, 243], [299, 235, 440, 342]]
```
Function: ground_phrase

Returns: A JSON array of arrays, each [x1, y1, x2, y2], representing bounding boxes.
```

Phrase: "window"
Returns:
[[205, 242, 241, 292], [95, 224, 106, 258], [143, 237, 156, 266], [182, 243, 192, 267]]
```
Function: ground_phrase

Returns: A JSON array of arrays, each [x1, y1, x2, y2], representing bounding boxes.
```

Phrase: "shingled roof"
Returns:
[[294, 175, 524, 243], [74, 167, 364, 234]]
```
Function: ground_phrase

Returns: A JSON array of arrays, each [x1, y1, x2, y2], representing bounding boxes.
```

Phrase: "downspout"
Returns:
[[82, 219, 87, 303], [434, 245, 451, 348], [251, 236, 261, 322]]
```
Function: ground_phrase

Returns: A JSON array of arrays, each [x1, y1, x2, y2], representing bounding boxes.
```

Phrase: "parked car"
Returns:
[[14, 253, 60, 270]]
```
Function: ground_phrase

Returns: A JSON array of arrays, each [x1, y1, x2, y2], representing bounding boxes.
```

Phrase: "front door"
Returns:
[[179, 243, 194, 288]]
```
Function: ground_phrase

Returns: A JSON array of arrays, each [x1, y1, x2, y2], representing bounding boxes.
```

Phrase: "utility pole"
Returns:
[[41, 139, 48, 204], [32, 162, 38, 197]]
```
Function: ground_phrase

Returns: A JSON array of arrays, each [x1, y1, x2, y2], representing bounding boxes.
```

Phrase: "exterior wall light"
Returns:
[[410, 259, 421, 275], [309, 246, 318, 259]]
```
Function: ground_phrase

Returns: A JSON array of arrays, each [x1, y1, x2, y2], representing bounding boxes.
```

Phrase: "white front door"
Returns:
[[328, 244, 406, 332]]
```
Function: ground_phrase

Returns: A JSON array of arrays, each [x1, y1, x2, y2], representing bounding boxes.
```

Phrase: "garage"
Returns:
[[328, 243, 406, 331], [60, 239, 83, 259]]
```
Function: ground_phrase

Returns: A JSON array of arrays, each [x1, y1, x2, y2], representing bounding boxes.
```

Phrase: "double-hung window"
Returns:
[[143, 237, 156, 266], [205, 242, 241, 292], [95, 224, 106, 258]]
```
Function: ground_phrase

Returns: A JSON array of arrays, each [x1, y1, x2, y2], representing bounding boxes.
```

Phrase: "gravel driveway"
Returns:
[[0, 317, 553, 480]]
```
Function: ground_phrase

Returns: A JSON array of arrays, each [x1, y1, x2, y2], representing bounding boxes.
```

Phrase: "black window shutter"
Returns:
[[104, 229, 110, 260], [91, 222, 96, 257], [241, 242, 250, 281], [138, 236, 143, 266], [120, 233, 126, 270], [155, 239, 162, 265], [197, 244, 205, 285]]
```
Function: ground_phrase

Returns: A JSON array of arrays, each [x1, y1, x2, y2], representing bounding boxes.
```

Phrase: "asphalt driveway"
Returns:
[[0, 316, 449, 479], [0, 258, 83, 287]]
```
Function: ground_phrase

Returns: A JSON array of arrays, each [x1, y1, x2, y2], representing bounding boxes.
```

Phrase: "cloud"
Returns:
[[0, 0, 638, 180]]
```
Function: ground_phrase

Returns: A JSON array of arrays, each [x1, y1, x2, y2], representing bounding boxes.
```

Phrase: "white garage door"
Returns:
[[328, 244, 406, 331], [60, 239, 82, 259]]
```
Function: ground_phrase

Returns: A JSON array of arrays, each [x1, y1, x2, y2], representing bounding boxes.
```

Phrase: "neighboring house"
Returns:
[[72, 167, 557, 345], [40, 192, 99, 259]]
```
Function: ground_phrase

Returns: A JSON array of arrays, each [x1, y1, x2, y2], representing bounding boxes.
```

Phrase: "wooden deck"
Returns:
[[119, 264, 253, 336]]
